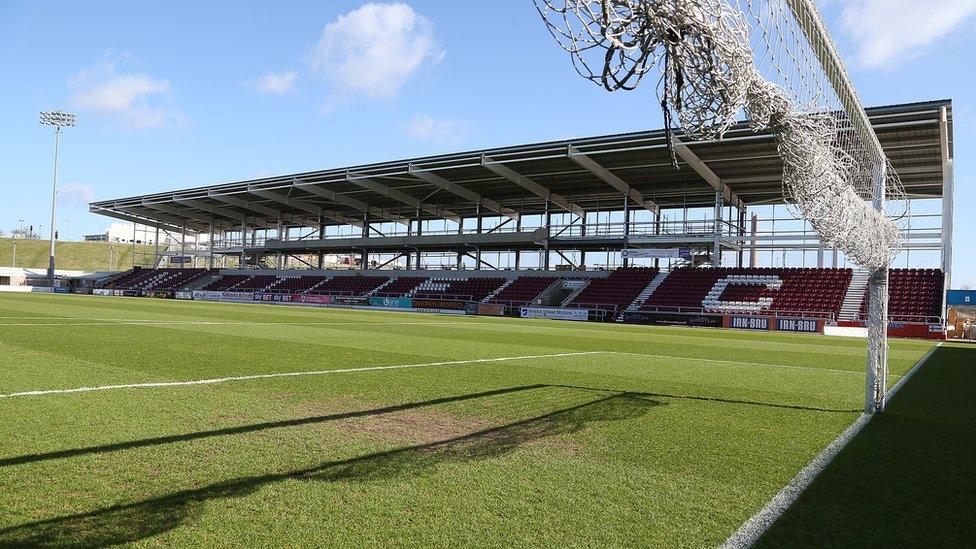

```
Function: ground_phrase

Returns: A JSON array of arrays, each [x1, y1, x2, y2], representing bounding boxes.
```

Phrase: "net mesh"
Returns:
[[534, 0, 907, 271]]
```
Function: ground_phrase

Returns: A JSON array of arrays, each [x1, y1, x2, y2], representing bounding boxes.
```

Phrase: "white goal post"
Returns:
[[534, 0, 901, 412]]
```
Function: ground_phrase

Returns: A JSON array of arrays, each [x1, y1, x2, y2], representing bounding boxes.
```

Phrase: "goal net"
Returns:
[[535, 0, 903, 412]]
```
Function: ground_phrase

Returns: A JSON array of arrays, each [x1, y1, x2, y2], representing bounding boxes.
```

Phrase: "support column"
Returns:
[[415, 210, 423, 271], [317, 216, 325, 270], [361, 210, 369, 271], [514, 212, 522, 270], [712, 188, 722, 267], [475, 204, 483, 270], [208, 225, 214, 269], [180, 227, 186, 270], [154, 227, 160, 268], [579, 213, 587, 270], [543, 197, 551, 270], [737, 208, 746, 268], [940, 106, 954, 291], [622, 195, 631, 268], [240, 220, 246, 267], [749, 214, 758, 268]]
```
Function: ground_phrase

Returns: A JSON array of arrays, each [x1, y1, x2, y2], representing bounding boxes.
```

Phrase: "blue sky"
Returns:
[[0, 1, 973, 285]]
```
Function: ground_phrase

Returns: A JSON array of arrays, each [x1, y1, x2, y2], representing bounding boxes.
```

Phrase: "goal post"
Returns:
[[534, 0, 902, 412]]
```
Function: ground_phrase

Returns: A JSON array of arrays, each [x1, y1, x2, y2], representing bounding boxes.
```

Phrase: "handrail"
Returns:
[[631, 305, 838, 321]]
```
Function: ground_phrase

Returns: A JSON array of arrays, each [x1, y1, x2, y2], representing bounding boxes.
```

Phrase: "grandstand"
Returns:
[[88, 100, 953, 336]]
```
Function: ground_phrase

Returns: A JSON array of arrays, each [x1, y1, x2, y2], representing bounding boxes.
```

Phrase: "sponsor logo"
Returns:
[[254, 293, 292, 302], [621, 247, 692, 259], [622, 311, 722, 327], [519, 307, 589, 321], [370, 297, 412, 308], [729, 315, 770, 330], [412, 299, 467, 310], [295, 294, 332, 305], [775, 317, 820, 333]]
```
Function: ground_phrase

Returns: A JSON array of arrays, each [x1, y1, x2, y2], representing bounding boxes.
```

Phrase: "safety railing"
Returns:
[[637, 305, 838, 321]]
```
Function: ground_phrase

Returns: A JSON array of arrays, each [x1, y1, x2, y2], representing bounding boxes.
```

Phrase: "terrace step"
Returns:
[[365, 277, 395, 297], [626, 271, 670, 312], [559, 280, 591, 307], [839, 270, 870, 321], [481, 279, 514, 303]]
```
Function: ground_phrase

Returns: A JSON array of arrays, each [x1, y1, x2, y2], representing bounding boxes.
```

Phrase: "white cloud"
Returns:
[[405, 114, 469, 145], [309, 3, 444, 100], [57, 183, 95, 207], [834, 0, 976, 69], [252, 70, 298, 94], [70, 56, 183, 129]]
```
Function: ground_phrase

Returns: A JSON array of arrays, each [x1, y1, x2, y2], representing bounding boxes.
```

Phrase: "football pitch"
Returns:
[[0, 293, 969, 547]]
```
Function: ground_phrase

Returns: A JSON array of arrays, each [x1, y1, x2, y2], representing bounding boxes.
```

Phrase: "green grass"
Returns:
[[0, 237, 153, 272], [0, 293, 952, 547], [756, 342, 975, 548]]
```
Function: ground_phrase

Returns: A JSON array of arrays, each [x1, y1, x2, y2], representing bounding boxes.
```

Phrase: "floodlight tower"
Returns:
[[39, 110, 76, 285]]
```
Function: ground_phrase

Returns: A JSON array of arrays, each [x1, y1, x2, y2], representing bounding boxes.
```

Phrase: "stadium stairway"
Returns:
[[365, 278, 396, 297], [625, 270, 670, 312], [559, 280, 591, 307], [482, 279, 514, 302], [839, 270, 870, 321]]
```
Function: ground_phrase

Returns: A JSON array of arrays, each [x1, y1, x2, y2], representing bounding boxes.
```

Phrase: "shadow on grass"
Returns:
[[755, 344, 976, 548], [553, 384, 860, 414], [0, 384, 549, 469], [0, 390, 661, 547]]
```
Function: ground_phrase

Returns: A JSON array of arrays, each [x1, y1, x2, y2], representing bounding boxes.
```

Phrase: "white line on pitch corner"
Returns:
[[0, 351, 604, 399], [720, 342, 942, 549]]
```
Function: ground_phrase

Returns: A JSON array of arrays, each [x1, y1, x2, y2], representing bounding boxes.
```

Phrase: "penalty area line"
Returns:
[[0, 351, 604, 400], [720, 341, 943, 549]]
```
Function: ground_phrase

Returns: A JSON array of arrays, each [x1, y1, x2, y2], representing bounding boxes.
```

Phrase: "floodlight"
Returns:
[[39, 110, 77, 127], [39, 109, 77, 284]]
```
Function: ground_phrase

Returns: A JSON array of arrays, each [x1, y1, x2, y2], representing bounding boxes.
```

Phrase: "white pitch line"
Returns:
[[0, 319, 498, 328], [0, 351, 604, 399], [720, 341, 943, 549]]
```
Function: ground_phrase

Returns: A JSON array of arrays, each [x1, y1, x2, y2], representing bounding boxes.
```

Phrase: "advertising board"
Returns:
[[621, 247, 692, 259], [775, 317, 821, 333], [221, 291, 255, 302], [292, 294, 332, 305], [192, 290, 225, 301], [412, 298, 467, 310], [370, 296, 413, 308], [93, 289, 114, 296], [728, 315, 771, 330], [519, 307, 589, 321], [476, 303, 506, 316], [622, 311, 722, 327], [253, 293, 292, 303], [175, 291, 193, 300], [947, 290, 976, 306], [334, 296, 371, 306]]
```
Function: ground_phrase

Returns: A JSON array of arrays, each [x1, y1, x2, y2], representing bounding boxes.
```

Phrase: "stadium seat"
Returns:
[[641, 267, 853, 318], [488, 276, 558, 306], [566, 267, 659, 318]]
